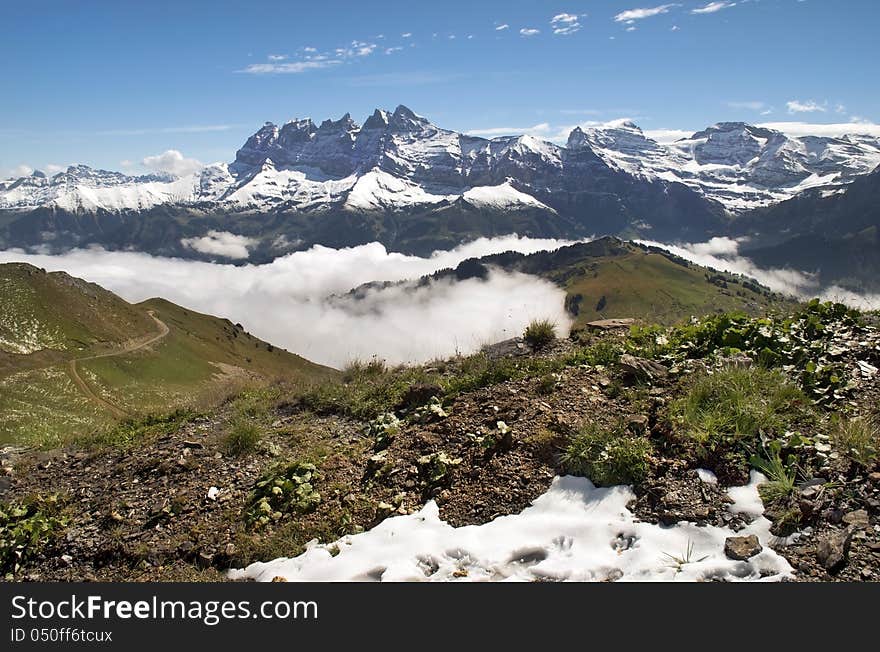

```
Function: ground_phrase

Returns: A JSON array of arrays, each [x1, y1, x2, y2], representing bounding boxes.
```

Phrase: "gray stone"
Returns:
[[816, 528, 854, 571], [586, 318, 635, 330], [618, 354, 668, 384], [842, 509, 870, 529], [724, 535, 763, 561]]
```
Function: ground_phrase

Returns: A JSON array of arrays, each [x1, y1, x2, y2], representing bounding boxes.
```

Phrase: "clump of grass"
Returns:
[[523, 319, 557, 350], [750, 447, 798, 504], [83, 409, 198, 450], [561, 421, 653, 486], [669, 366, 811, 447], [832, 416, 879, 467], [224, 417, 262, 456], [342, 357, 387, 382]]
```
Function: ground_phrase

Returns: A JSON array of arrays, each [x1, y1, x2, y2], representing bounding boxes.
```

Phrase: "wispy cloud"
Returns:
[[786, 99, 827, 114], [519, 27, 540, 37], [401, 32, 412, 38], [267, 54, 288, 61], [385, 46, 403, 55], [726, 100, 766, 111], [238, 60, 342, 74], [550, 13, 582, 35], [495, 24, 510, 31], [466, 123, 552, 137], [691, 2, 736, 14], [614, 4, 679, 23]]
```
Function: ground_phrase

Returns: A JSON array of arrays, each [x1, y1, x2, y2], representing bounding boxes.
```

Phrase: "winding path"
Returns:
[[66, 310, 170, 418]]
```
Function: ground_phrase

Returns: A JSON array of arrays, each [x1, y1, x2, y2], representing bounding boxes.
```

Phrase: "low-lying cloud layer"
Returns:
[[638, 237, 880, 311], [0, 236, 574, 368]]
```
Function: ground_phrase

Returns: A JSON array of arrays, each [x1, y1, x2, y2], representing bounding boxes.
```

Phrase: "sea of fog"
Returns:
[[1, 234, 877, 368]]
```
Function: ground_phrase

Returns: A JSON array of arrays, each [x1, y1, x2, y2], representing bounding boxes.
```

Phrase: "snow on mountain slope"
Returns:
[[344, 168, 455, 211], [462, 181, 555, 212], [571, 121, 880, 211], [2, 107, 878, 217]]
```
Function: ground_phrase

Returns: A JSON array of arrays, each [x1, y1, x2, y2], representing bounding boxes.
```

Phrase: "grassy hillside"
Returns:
[[441, 237, 794, 328], [0, 264, 334, 446]]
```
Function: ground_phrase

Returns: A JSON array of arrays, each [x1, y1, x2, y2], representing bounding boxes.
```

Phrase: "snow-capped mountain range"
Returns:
[[3, 105, 878, 217]]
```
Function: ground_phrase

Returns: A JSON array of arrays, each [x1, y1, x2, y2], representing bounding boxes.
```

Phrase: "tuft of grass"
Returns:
[[81, 409, 198, 450], [523, 319, 557, 350], [832, 416, 879, 467], [342, 358, 387, 382], [669, 366, 811, 447], [224, 417, 262, 456], [750, 448, 798, 505], [561, 421, 653, 486], [662, 539, 709, 574]]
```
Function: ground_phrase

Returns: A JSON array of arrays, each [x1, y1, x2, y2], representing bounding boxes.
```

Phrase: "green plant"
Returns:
[[537, 373, 560, 395], [561, 421, 653, 486], [245, 462, 321, 528], [416, 451, 462, 489], [750, 441, 799, 504], [523, 319, 557, 350], [832, 416, 880, 467], [365, 412, 401, 451], [225, 417, 262, 456], [669, 366, 811, 447], [82, 409, 198, 449], [662, 539, 708, 574], [0, 495, 67, 577]]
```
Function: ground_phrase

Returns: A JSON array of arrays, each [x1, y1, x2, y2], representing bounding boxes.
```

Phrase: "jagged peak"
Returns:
[[363, 108, 390, 129], [318, 112, 359, 132], [388, 104, 432, 132]]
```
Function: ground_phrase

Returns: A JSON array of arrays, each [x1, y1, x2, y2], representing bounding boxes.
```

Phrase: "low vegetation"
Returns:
[[561, 421, 653, 486], [523, 319, 557, 350], [0, 495, 67, 578], [245, 462, 321, 528], [669, 366, 812, 448], [832, 416, 880, 468]]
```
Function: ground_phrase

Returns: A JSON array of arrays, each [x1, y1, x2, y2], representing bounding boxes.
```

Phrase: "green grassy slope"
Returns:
[[0, 264, 334, 446], [557, 248, 792, 327]]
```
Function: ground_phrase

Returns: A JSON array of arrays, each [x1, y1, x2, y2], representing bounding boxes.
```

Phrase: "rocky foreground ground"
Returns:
[[1, 304, 879, 582]]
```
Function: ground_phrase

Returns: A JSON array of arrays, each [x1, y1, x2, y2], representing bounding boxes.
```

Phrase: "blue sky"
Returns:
[[2, 0, 878, 177]]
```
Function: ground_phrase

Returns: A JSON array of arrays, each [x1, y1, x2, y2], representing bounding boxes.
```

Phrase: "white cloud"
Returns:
[[726, 101, 766, 111], [9, 164, 34, 177], [401, 32, 412, 38], [495, 24, 510, 31], [45, 164, 66, 175], [0, 236, 574, 367], [385, 47, 403, 55], [643, 128, 693, 143], [239, 60, 342, 74], [303, 46, 317, 52], [614, 4, 679, 22], [267, 54, 288, 61], [756, 120, 880, 138], [519, 28, 540, 37], [691, 2, 736, 14], [786, 99, 827, 114], [141, 150, 204, 177], [180, 231, 257, 260], [466, 123, 552, 137], [551, 13, 582, 35]]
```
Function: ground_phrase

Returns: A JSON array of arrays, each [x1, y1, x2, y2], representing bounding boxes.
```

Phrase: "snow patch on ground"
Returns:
[[229, 472, 792, 582]]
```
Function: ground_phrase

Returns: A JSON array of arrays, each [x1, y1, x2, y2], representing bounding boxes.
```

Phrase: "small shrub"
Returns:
[[523, 319, 557, 350], [245, 462, 321, 528], [0, 495, 67, 577], [669, 366, 811, 447], [832, 416, 879, 467], [537, 373, 560, 395], [417, 451, 462, 490], [225, 417, 262, 456], [561, 421, 653, 486]]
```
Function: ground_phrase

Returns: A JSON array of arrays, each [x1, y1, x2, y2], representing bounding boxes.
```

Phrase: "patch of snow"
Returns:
[[462, 182, 555, 212], [229, 472, 792, 582]]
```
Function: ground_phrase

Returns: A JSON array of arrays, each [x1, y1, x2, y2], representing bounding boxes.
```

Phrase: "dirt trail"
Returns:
[[66, 310, 170, 418]]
